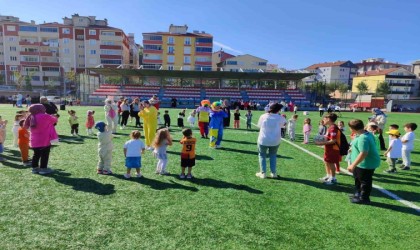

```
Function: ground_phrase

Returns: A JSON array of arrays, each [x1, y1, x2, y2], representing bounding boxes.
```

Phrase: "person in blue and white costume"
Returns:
[[209, 101, 228, 149]]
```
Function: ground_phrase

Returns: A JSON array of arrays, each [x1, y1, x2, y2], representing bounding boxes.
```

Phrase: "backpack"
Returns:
[[336, 128, 350, 155]]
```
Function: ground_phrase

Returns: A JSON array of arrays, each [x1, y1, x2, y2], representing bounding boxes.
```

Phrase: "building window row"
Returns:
[[144, 45, 162, 50], [196, 38, 212, 44], [144, 54, 162, 60], [42, 67, 60, 72], [24, 67, 39, 72], [196, 47, 212, 53], [101, 31, 115, 36], [89, 30, 96, 35], [101, 59, 121, 64], [144, 35, 162, 41], [195, 57, 211, 62], [21, 56, 39, 62], [101, 49, 121, 55], [40, 27, 58, 33], [102, 40, 115, 45], [19, 26, 38, 32]]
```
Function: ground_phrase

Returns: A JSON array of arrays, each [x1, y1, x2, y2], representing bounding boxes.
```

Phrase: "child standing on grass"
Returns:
[[400, 123, 417, 170], [164, 110, 171, 128], [187, 110, 197, 127], [152, 128, 173, 175], [18, 120, 31, 166], [318, 119, 327, 135], [12, 114, 24, 147], [157, 112, 162, 125], [383, 129, 402, 174], [281, 114, 287, 138], [86, 110, 95, 135], [287, 114, 298, 141], [180, 128, 196, 179], [68, 110, 79, 136], [178, 109, 186, 128], [338, 120, 346, 133], [335, 120, 346, 174], [302, 118, 312, 144], [347, 119, 381, 204], [233, 109, 241, 129], [245, 110, 253, 130], [95, 122, 113, 175], [123, 130, 146, 179], [367, 122, 380, 153], [0, 117, 7, 162]]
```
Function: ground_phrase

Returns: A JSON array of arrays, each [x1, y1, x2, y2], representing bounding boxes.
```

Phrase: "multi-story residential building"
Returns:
[[212, 49, 234, 70], [304, 60, 357, 86], [216, 54, 267, 72], [0, 14, 134, 92], [412, 60, 420, 78], [355, 58, 411, 74], [142, 24, 213, 71], [352, 68, 419, 100], [128, 33, 140, 68]]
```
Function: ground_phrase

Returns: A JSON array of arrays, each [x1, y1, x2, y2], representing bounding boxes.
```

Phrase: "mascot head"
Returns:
[[211, 101, 222, 110], [201, 99, 211, 107], [95, 121, 106, 132]]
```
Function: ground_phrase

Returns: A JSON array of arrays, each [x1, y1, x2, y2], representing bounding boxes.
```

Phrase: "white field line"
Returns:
[[234, 112, 420, 213]]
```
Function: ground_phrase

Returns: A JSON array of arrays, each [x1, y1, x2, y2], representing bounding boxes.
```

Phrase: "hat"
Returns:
[[386, 129, 400, 136], [95, 121, 106, 132]]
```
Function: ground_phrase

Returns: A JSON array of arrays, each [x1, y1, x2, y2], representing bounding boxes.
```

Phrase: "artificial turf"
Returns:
[[0, 104, 419, 249]]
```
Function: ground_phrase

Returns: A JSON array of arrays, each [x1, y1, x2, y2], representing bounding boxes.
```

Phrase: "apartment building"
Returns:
[[0, 14, 134, 91], [304, 60, 357, 86], [216, 54, 268, 72], [352, 68, 418, 100], [212, 49, 234, 70], [355, 58, 411, 74], [142, 24, 213, 71], [412, 60, 420, 78]]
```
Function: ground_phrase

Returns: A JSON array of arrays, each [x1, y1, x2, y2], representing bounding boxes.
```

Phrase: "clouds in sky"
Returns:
[[213, 41, 243, 55]]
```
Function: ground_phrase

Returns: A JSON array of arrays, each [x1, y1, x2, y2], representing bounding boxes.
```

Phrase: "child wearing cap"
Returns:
[[383, 130, 402, 174]]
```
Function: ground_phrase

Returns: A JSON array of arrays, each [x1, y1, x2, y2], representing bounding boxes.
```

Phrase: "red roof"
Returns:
[[306, 61, 348, 69], [354, 68, 400, 77]]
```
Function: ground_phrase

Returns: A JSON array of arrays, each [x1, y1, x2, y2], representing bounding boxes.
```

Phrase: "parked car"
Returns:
[[46, 96, 61, 104]]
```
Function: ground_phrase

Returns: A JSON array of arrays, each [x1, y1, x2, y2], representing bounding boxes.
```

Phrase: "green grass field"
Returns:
[[0, 104, 419, 249]]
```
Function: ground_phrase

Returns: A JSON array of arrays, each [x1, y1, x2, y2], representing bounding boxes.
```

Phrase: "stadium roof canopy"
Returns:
[[86, 68, 313, 81]]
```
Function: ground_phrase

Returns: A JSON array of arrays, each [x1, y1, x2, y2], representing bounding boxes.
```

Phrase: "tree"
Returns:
[[13, 71, 25, 90], [24, 72, 35, 91], [356, 81, 369, 107], [376, 81, 390, 98]]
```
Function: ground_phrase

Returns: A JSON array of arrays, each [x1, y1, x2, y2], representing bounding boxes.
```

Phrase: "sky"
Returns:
[[1, 0, 419, 69]]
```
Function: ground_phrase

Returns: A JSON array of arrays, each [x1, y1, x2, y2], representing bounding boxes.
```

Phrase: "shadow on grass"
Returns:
[[165, 151, 213, 160], [0, 149, 29, 169], [58, 135, 85, 144], [44, 170, 115, 196], [223, 139, 256, 145], [189, 176, 263, 194], [217, 147, 293, 159], [375, 173, 420, 186], [112, 174, 199, 192], [280, 176, 420, 215]]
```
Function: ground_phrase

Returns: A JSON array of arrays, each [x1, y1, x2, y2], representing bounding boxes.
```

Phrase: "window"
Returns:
[[8, 37, 17, 42], [100, 50, 121, 55], [76, 35, 85, 40], [184, 47, 191, 54], [19, 26, 38, 32], [168, 36, 174, 44], [144, 35, 162, 41], [184, 37, 191, 45], [196, 38, 212, 44], [102, 40, 115, 45], [144, 45, 162, 50], [196, 57, 211, 62], [258, 62, 267, 66], [90, 50, 96, 55], [32, 76, 40, 81], [226, 60, 237, 65], [144, 54, 162, 60], [89, 30, 96, 35], [100, 59, 122, 64], [24, 67, 39, 72], [62, 28, 70, 34], [79, 55, 85, 58], [195, 47, 212, 53], [184, 56, 190, 64], [168, 65, 174, 70], [10, 46, 17, 51], [63, 38, 69, 44], [40, 27, 58, 33], [42, 67, 60, 72], [89, 39, 96, 45], [21, 56, 39, 62], [183, 65, 190, 70], [63, 48, 70, 54], [101, 31, 115, 36], [167, 55, 174, 63], [78, 45, 85, 49], [10, 66, 18, 71], [168, 46, 174, 54], [7, 25, 16, 31]]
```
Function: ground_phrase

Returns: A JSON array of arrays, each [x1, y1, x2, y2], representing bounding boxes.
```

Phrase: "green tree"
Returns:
[[376, 81, 390, 98], [24, 72, 35, 91], [13, 71, 25, 90], [356, 81, 369, 106]]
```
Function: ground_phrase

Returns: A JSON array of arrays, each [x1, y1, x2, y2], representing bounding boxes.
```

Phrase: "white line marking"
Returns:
[[234, 111, 420, 213]]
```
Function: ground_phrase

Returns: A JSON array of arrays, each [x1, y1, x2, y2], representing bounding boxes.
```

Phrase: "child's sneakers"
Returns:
[[31, 168, 40, 174], [160, 171, 170, 176], [136, 173, 143, 178], [255, 172, 266, 179], [215, 145, 222, 149], [384, 169, 397, 174], [179, 173, 186, 179], [318, 176, 329, 182], [186, 174, 193, 179], [97, 169, 103, 174], [324, 177, 337, 185], [401, 166, 410, 170], [102, 170, 113, 175], [124, 173, 131, 179], [38, 168, 53, 175], [23, 161, 32, 166], [270, 173, 278, 178]]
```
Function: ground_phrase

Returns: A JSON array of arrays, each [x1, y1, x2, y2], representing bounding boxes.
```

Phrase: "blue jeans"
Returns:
[[258, 144, 280, 174]]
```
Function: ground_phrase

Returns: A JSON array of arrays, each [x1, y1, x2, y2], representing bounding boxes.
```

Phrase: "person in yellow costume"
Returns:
[[138, 100, 158, 150]]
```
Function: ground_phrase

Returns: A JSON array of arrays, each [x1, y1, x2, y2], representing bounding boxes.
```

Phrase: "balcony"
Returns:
[[143, 49, 163, 54], [389, 83, 415, 87], [143, 59, 163, 64], [19, 40, 40, 46], [20, 51, 39, 56], [195, 61, 212, 66], [100, 45, 122, 50], [143, 40, 162, 45]]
